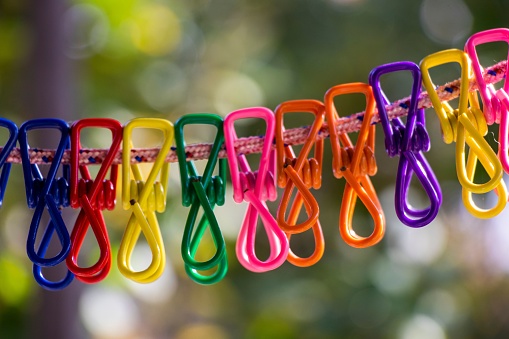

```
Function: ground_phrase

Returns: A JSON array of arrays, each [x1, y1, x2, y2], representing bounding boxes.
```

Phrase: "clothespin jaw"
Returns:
[[19, 118, 74, 290], [274, 99, 325, 267], [369, 61, 424, 157], [67, 118, 123, 284], [275, 100, 324, 189], [465, 28, 509, 125], [70, 118, 123, 210], [0, 118, 17, 208], [118, 118, 173, 283], [421, 49, 507, 218], [122, 118, 173, 211], [224, 107, 289, 273], [324, 82, 385, 248], [420, 49, 473, 145], [174, 114, 226, 208], [224, 107, 277, 204], [174, 113, 228, 284], [324, 82, 377, 179], [369, 62, 442, 228]]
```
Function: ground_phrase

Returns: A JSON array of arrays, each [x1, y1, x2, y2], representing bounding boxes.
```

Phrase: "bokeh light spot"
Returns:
[[79, 286, 140, 338], [131, 4, 181, 56], [370, 255, 420, 296], [137, 61, 188, 111], [213, 72, 264, 115], [420, 0, 473, 45], [416, 289, 460, 326], [175, 323, 230, 339], [398, 314, 446, 339], [0, 255, 31, 306], [64, 4, 109, 59]]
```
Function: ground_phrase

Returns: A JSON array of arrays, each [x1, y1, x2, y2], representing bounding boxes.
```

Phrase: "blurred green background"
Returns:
[[1, 0, 509, 338]]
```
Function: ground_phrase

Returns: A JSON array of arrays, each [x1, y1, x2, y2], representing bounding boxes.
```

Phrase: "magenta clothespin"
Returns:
[[465, 28, 509, 172], [224, 107, 289, 272]]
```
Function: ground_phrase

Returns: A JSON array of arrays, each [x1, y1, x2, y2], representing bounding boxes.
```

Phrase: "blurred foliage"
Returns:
[[1, 0, 509, 338]]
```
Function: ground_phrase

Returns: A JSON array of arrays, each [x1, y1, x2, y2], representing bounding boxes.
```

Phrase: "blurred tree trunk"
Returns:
[[25, 1, 86, 338]]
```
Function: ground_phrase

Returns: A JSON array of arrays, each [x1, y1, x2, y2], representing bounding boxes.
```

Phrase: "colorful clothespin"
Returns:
[[0, 118, 17, 208], [175, 114, 228, 285], [67, 118, 122, 283], [369, 62, 442, 227], [19, 119, 74, 290], [465, 28, 509, 172], [275, 100, 325, 267], [325, 83, 385, 248], [118, 118, 173, 283], [420, 49, 507, 218], [224, 107, 289, 272]]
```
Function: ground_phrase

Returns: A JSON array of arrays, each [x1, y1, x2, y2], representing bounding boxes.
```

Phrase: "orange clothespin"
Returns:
[[324, 83, 385, 248], [275, 99, 325, 267]]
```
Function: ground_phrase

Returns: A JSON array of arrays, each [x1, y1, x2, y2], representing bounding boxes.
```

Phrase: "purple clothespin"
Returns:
[[369, 61, 442, 227]]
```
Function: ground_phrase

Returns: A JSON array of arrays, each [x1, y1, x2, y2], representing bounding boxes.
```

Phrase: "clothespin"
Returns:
[[325, 83, 385, 248], [224, 107, 289, 272], [0, 118, 17, 208], [369, 62, 442, 227], [118, 118, 173, 283], [275, 100, 325, 267], [465, 28, 509, 172], [420, 49, 508, 218], [67, 118, 123, 283], [175, 114, 228, 285], [19, 119, 74, 290]]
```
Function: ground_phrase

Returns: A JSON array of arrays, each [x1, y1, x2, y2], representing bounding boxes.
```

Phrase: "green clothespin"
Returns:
[[174, 113, 228, 285]]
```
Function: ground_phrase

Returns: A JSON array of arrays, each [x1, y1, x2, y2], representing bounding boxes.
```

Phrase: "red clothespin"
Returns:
[[67, 118, 123, 283]]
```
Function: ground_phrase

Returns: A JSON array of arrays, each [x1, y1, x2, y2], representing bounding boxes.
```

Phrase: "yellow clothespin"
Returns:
[[420, 49, 507, 218], [118, 118, 173, 283]]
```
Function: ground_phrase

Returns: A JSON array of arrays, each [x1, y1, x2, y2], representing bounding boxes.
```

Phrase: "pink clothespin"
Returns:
[[465, 28, 509, 172], [224, 107, 289, 272]]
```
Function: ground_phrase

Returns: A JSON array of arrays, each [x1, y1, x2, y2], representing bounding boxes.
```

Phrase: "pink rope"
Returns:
[[7, 60, 507, 165]]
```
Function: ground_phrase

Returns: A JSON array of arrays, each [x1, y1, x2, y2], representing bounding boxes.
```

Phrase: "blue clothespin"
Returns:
[[19, 119, 74, 290], [0, 118, 18, 207]]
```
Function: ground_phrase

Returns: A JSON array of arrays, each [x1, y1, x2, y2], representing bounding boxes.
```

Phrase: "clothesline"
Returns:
[[6, 60, 507, 166]]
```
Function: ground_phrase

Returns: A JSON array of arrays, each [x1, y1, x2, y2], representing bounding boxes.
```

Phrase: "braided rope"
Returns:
[[7, 60, 507, 166]]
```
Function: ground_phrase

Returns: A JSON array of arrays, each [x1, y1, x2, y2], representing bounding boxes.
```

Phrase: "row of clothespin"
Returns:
[[0, 28, 508, 291]]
